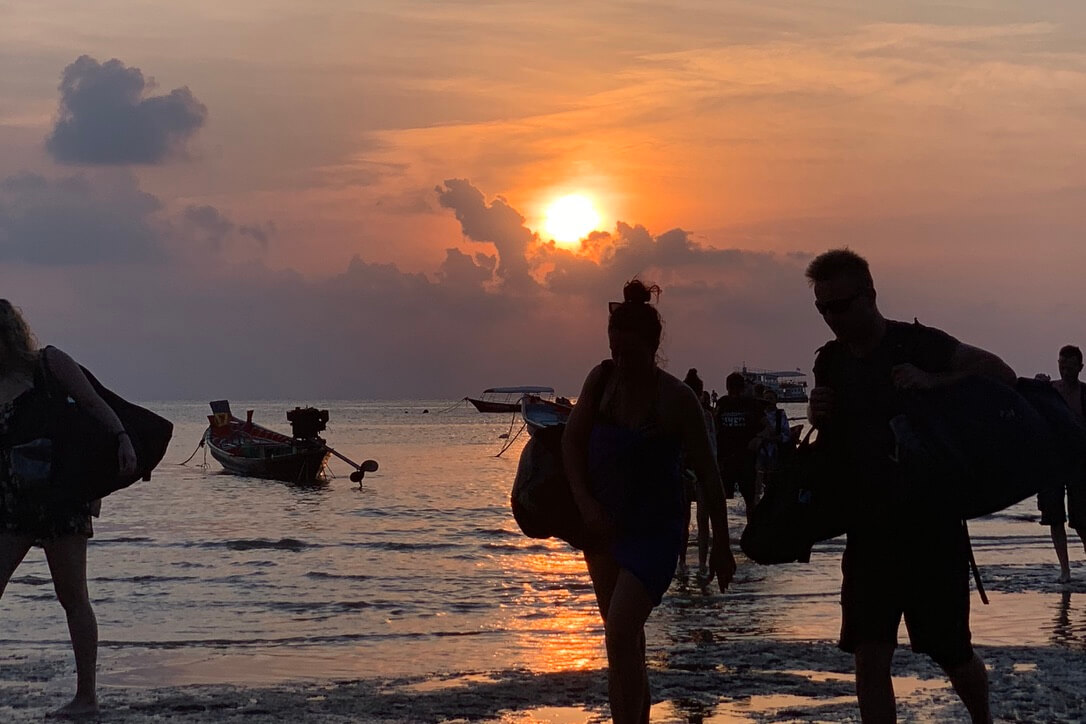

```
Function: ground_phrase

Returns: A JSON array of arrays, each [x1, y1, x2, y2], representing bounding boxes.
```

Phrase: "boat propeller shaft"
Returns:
[[324, 446, 379, 483]]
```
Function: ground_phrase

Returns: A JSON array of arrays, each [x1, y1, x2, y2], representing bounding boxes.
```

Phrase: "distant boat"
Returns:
[[738, 367, 809, 403], [521, 394, 573, 436], [203, 401, 378, 485], [466, 386, 555, 413]]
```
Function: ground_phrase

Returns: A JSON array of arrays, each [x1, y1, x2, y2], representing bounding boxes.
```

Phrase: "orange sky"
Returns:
[[1, 2, 1085, 397]]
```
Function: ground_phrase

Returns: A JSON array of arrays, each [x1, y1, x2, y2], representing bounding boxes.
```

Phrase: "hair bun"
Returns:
[[622, 279, 658, 304]]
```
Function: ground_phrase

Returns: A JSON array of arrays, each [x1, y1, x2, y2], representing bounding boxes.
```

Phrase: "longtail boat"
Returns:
[[466, 386, 555, 413], [521, 395, 573, 436], [203, 401, 377, 484]]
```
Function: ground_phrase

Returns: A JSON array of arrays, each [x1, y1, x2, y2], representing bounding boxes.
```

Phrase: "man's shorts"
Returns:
[[1038, 481, 1086, 530], [838, 516, 974, 669], [718, 454, 755, 502]]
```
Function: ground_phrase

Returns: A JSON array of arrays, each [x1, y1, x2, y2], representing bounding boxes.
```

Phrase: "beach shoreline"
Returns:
[[5, 633, 1086, 722]]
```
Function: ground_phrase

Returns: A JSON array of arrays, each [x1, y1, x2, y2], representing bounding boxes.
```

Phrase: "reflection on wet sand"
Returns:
[[509, 549, 605, 673], [1047, 589, 1086, 650]]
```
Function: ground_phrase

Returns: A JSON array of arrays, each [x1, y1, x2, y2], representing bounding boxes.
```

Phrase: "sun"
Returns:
[[544, 195, 601, 245]]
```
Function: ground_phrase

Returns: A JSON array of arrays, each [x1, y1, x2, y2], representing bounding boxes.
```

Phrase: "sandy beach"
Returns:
[[4, 629, 1086, 722], [6, 558, 1086, 723]]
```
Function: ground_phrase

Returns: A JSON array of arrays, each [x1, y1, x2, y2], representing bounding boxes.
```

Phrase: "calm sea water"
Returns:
[[2, 400, 1084, 689]]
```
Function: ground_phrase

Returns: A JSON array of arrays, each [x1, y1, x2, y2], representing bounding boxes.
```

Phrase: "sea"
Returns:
[[2, 400, 1085, 693]]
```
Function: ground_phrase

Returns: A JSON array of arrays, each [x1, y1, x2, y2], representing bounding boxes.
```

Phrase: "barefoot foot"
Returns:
[[47, 696, 99, 720]]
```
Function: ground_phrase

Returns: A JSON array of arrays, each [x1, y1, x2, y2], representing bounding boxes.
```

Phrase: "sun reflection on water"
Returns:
[[507, 548, 605, 673]]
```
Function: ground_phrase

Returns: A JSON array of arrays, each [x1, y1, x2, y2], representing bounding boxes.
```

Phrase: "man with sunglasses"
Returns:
[[806, 248, 1014, 723]]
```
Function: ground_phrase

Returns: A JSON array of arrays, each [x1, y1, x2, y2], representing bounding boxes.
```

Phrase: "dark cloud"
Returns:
[[0, 171, 266, 265], [435, 179, 536, 287], [239, 222, 275, 247], [1, 175, 818, 397], [436, 248, 495, 289], [46, 55, 207, 165], [0, 171, 164, 264], [10, 177, 1070, 399], [182, 205, 233, 247]]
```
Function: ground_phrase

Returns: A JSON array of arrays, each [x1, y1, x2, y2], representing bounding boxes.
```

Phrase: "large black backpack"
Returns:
[[891, 376, 1075, 520], [37, 346, 174, 504]]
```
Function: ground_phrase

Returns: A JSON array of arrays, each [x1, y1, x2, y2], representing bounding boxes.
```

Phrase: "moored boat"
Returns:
[[203, 401, 378, 485], [738, 367, 809, 403], [521, 395, 573, 436], [466, 386, 555, 413]]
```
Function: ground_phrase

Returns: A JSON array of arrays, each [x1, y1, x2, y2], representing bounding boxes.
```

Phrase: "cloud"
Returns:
[[5, 176, 1080, 399], [435, 179, 536, 287], [0, 171, 268, 265], [182, 205, 234, 247], [45, 55, 207, 165], [239, 222, 275, 247], [0, 170, 164, 264]]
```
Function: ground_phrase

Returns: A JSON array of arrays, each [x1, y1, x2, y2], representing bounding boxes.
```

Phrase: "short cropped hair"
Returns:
[[1060, 345, 1083, 364], [725, 372, 746, 393], [805, 248, 874, 290]]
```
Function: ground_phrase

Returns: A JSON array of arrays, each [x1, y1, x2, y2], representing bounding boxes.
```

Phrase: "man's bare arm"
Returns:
[[892, 343, 1016, 390]]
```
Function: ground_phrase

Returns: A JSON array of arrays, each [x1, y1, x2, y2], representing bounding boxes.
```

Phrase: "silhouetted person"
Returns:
[[714, 372, 766, 521], [678, 369, 716, 584], [807, 249, 1013, 723], [1038, 344, 1086, 583], [754, 389, 792, 495], [563, 279, 736, 724], [0, 300, 137, 718]]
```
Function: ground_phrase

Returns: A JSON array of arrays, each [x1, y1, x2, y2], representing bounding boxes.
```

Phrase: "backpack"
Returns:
[[35, 346, 174, 505], [890, 375, 1072, 520], [510, 361, 614, 550], [740, 430, 849, 564], [510, 422, 593, 549]]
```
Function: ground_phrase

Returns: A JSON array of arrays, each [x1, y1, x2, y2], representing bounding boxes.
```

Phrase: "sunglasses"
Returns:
[[814, 292, 865, 316]]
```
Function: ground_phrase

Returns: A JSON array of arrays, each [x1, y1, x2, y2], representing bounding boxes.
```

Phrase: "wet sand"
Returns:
[[5, 580, 1086, 723], [3, 639, 1085, 722]]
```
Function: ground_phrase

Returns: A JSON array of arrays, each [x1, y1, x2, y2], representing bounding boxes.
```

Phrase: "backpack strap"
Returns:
[[35, 346, 61, 400], [962, 519, 989, 605]]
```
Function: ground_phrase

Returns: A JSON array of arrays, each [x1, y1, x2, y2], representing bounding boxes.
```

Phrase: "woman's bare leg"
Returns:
[[43, 535, 98, 717], [0, 532, 34, 597], [603, 570, 654, 723], [585, 553, 655, 723]]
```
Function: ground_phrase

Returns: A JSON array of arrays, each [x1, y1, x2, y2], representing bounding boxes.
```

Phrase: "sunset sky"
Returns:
[[2, 1, 1085, 399]]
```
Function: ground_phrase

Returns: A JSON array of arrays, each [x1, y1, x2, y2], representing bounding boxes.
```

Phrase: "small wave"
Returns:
[[95, 575, 197, 584], [97, 536, 154, 544], [360, 541, 460, 552], [334, 600, 402, 611], [475, 527, 515, 538], [305, 571, 373, 582], [81, 629, 506, 649], [221, 538, 311, 552], [482, 542, 551, 553], [9, 575, 52, 586]]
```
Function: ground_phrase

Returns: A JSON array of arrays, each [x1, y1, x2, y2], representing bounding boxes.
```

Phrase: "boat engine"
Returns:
[[287, 407, 329, 440]]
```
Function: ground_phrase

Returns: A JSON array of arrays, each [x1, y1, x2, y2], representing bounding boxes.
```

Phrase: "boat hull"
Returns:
[[522, 396, 573, 436], [466, 397, 521, 413], [204, 429, 331, 485]]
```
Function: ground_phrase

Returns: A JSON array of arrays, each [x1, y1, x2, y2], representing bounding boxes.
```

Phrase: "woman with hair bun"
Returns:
[[563, 279, 736, 723], [0, 299, 137, 718]]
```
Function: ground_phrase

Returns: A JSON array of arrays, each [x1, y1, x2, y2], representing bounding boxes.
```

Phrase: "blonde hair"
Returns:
[[0, 300, 40, 372]]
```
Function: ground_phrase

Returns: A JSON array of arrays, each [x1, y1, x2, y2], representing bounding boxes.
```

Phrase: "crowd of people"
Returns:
[[563, 248, 1085, 724], [3, 247, 1085, 722]]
